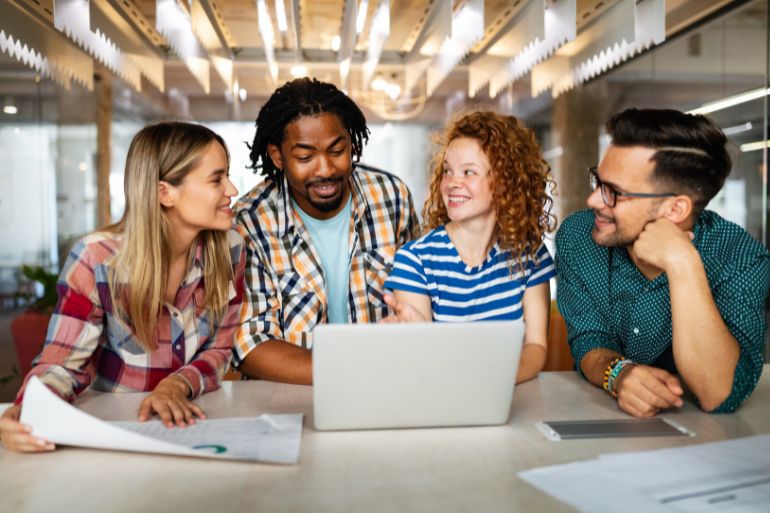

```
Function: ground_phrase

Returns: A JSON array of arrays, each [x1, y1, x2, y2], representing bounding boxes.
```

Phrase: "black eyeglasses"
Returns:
[[588, 166, 677, 208]]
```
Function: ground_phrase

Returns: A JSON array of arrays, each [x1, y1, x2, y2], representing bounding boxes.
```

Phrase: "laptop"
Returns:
[[312, 320, 524, 431]]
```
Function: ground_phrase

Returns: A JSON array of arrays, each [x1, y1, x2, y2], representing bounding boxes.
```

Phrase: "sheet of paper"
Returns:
[[19, 376, 303, 464], [519, 434, 770, 513]]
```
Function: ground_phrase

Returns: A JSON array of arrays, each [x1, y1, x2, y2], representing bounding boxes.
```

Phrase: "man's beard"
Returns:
[[306, 177, 345, 213]]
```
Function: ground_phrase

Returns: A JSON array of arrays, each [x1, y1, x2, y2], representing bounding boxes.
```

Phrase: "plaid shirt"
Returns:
[[15, 229, 246, 404], [233, 164, 418, 364]]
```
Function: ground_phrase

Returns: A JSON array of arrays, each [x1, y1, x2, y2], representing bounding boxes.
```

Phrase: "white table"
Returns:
[[1, 367, 769, 513]]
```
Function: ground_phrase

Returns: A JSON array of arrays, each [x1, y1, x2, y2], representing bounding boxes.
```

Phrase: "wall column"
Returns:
[[551, 84, 608, 223], [95, 65, 112, 228]]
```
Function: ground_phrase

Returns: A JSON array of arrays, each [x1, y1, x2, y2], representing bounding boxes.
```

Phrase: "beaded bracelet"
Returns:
[[607, 359, 634, 398], [603, 357, 622, 394]]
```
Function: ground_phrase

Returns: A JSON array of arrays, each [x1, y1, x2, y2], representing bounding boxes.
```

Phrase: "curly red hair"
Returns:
[[423, 110, 556, 263]]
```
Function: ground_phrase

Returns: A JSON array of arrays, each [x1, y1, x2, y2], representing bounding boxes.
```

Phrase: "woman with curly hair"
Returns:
[[383, 110, 556, 383]]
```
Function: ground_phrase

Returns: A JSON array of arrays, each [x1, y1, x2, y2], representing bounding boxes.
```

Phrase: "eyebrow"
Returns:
[[291, 135, 346, 152], [443, 160, 483, 168], [209, 168, 227, 178], [599, 175, 632, 193]]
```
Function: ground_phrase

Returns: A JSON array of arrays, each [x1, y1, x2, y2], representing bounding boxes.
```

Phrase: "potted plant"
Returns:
[[10, 265, 58, 376]]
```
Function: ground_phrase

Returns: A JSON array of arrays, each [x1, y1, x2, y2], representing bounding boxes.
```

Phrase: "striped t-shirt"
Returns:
[[384, 226, 556, 322]]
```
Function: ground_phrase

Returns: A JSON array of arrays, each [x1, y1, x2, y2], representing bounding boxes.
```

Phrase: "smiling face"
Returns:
[[439, 137, 495, 226], [162, 141, 237, 235], [268, 112, 353, 220], [587, 144, 666, 247]]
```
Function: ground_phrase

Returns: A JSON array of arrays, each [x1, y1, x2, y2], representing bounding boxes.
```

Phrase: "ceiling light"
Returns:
[[276, 0, 288, 32], [740, 140, 770, 153], [385, 83, 401, 100], [3, 105, 18, 115], [722, 122, 753, 137], [356, 0, 369, 34], [256, 0, 278, 82], [688, 88, 770, 115], [291, 64, 307, 78], [371, 77, 387, 91], [331, 35, 341, 51], [362, 0, 390, 88]]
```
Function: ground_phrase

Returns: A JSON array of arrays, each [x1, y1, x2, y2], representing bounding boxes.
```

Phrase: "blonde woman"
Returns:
[[0, 122, 246, 452]]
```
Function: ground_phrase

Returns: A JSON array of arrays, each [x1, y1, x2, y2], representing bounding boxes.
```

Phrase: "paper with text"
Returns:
[[19, 376, 303, 463], [519, 434, 770, 513]]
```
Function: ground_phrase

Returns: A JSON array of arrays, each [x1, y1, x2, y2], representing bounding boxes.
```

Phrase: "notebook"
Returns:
[[312, 320, 524, 430]]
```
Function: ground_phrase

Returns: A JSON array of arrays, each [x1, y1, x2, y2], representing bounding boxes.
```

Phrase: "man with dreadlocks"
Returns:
[[232, 77, 418, 384]]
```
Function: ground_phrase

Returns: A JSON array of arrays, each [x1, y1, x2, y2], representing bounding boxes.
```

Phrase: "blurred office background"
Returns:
[[0, 1, 768, 396]]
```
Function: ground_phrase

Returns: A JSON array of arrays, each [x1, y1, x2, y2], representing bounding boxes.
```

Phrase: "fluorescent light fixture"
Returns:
[[687, 88, 770, 115], [338, 0, 357, 88], [3, 105, 18, 115], [722, 122, 753, 137], [362, 0, 390, 87], [371, 77, 387, 91], [356, 0, 369, 35], [740, 140, 770, 153], [339, 58, 351, 87], [256, 0, 279, 83], [276, 0, 288, 32], [385, 83, 401, 100], [331, 35, 341, 51], [290, 64, 307, 77]]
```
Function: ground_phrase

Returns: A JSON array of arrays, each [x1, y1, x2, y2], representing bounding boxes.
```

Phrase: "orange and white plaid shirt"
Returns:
[[233, 164, 418, 364]]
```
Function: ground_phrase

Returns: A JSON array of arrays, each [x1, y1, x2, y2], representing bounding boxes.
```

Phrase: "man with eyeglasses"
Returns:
[[555, 108, 770, 417]]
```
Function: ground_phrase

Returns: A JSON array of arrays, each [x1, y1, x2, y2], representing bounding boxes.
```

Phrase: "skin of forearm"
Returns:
[[239, 339, 313, 385], [666, 248, 739, 411], [580, 348, 624, 388], [516, 344, 547, 383]]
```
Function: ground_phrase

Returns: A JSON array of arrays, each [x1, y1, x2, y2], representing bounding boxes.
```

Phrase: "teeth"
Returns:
[[449, 196, 468, 203]]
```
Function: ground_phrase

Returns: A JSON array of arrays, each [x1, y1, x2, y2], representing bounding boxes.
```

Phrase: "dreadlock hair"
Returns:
[[248, 77, 370, 181]]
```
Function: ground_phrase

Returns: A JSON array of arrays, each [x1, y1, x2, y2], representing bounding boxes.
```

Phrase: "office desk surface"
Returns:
[[2, 367, 769, 513]]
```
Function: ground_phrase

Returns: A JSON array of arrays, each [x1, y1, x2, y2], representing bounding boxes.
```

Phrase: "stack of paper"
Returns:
[[520, 434, 770, 512]]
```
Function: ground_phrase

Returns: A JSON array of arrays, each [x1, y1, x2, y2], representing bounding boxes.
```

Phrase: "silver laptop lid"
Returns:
[[312, 321, 524, 431]]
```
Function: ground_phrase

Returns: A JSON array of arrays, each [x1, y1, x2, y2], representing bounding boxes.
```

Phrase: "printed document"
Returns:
[[19, 376, 303, 464], [520, 434, 770, 513]]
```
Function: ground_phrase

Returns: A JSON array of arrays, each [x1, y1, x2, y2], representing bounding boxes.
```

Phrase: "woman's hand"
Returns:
[[138, 375, 206, 428], [0, 404, 55, 453], [381, 292, 431, 323]]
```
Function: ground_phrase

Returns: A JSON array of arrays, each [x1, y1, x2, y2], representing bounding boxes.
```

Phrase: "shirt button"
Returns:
[[633, 328, 640, 335], [173, 312, 178, 318], [175, 344, 181, 350]]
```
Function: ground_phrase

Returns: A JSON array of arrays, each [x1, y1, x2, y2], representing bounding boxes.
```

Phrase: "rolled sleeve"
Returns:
[[710, 253, 770, 413]]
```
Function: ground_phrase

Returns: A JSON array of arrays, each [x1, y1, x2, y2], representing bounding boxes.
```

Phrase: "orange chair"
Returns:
[[543, 301, 574, 371]]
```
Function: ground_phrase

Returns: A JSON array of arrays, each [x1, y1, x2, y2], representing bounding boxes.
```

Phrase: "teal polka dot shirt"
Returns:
[[556, 209, 770, 413]]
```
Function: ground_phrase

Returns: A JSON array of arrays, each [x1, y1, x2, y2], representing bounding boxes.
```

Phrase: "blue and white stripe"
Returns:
[[384, 227, 555, 322]]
